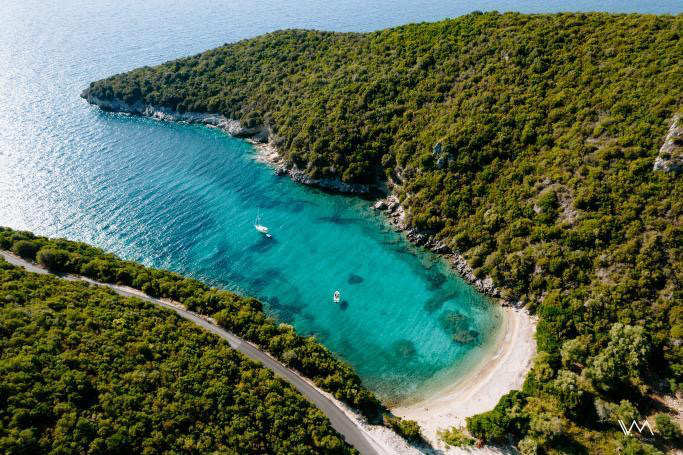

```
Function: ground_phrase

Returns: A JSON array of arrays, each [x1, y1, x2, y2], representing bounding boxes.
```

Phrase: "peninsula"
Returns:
[[81, 12, 682, 454]]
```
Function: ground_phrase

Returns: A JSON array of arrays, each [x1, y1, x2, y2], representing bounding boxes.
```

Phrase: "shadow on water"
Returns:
[[339, 300, 349, 311], [347, 273, 364, 285], [247, 235, 277, 253], [317, 215, 359, 226], [423, 289, 459, 313]]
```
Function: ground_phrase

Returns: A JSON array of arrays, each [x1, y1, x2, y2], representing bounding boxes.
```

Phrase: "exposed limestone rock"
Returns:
[[81, 91, 269, 139], [286, 168, 369, 194], [654, 115, 683, 173], [432, 142, 442, 154], [373, 200, 388, 210]]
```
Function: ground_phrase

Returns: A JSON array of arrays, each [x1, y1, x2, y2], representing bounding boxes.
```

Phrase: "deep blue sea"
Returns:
[[2, 0, 680, 404]]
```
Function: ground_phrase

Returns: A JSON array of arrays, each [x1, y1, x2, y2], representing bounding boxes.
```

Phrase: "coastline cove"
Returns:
[[74, 97, 505, 406]]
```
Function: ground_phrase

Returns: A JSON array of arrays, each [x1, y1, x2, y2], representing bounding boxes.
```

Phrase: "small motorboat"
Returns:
[[333, 291, 340, 303]]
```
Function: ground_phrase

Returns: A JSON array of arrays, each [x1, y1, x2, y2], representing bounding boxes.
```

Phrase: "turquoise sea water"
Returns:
[[2, 0, 680, 403]]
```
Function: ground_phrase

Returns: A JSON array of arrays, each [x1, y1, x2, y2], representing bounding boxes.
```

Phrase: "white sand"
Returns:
[[393, 306, 536, 452]]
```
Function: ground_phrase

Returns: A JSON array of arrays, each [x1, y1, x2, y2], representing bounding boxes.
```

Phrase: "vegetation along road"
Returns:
[[0, 251, 381, 455]]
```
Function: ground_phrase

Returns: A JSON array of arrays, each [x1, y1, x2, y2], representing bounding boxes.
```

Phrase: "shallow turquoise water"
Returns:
[[2, 0, 679, 403]]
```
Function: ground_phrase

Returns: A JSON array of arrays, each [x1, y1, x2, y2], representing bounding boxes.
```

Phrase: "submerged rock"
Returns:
[[426, 270, 447, 289], [392, 339, 417, 360], [438, 310, 468, 334], [453, 329, 479, 344]]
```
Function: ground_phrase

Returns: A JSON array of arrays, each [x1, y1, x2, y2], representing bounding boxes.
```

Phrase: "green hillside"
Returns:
[[0, 258, 354, 454], [83, 12, 682, 453]]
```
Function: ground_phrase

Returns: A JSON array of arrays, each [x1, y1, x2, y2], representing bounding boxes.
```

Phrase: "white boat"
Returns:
[[254, 210, 272, 237], [333, 291, 340, 303]]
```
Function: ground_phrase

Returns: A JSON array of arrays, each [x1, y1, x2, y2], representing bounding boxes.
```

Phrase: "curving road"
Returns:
[[1, 251, 380, 455]]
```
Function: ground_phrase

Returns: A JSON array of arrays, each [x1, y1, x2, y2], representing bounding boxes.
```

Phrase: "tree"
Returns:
[[438, 427, 474, 448], [11, 240, 40, 260], [0, 262, 356, 454], [594, 398, 640, 424], [552, 370, 585, 416], [654, 413, 681, 442], [584, 324, 650, 393], [524, 397, 566, 446], [36, 248, 70, 272], [384, 415, 422, 442], [560, 335, 591, 368], [467, 390, 528, 443]]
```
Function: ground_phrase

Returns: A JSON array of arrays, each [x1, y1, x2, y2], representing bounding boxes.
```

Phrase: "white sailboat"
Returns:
[[254, 210, 272, 238], [333, 291, 340, 303]]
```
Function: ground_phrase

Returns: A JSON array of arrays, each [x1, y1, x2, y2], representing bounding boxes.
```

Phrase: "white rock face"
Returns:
[[654, 115, 682, 173], [82, 93, 269, 140]]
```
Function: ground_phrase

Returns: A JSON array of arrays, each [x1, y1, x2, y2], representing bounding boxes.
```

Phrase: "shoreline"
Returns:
[[80, 93, 372, 194], [394, 306, 536, 451]]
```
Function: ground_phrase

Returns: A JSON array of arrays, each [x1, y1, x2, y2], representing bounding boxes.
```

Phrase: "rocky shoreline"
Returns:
[[372, 194, 518, 306], [81, 91, 370, 194], [83, 90, 514, 306]]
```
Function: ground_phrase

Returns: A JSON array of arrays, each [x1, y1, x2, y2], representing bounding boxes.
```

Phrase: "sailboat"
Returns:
[[254, 210, 272, 238], [333, 291, 340, 304]]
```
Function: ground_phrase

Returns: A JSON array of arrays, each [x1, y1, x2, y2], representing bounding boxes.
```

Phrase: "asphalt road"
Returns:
[[1, 251, 380, 455]]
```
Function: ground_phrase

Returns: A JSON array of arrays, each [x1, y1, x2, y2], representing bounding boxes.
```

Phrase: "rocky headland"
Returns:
[[81, 90, 370, 194]]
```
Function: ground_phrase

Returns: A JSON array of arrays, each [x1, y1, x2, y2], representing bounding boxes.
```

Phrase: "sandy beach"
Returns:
[[393, 306, 536, 452]]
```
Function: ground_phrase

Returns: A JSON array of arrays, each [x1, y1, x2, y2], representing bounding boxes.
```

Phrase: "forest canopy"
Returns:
[[0, 258, 355, 454]]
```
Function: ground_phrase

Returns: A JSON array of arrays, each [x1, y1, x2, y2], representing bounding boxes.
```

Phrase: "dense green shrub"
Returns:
[[36, 247, 70, 272], [654, 413, 682, 441], [0, 259, 354, 454], [467, 390, 529, 443], [383, 415, 422, 442], [438, 426, 474, 448], [11, 239, 39, 260]]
